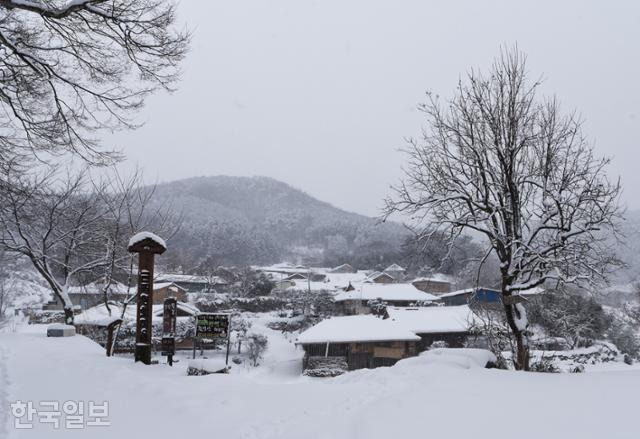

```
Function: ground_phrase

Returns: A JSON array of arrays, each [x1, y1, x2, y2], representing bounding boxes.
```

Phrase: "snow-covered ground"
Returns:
[[2, 322, 640, 439]]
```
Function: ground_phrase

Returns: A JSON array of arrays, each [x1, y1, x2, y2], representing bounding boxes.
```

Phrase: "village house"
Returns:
[[154, 273, 228, 294], [43, 279, 130, 311], [383, 263, 406, 282], [296, 315, 421, 373], [366, 271, 396, 284], [385, 305, 480, 351], [439, 287, 544, 307], [285, 272, 308, 281], [329, 263, 356, 274], [44, 279, 190, 311], [334, 283, 438, 315], [151, 282, 188, 304], [74, 300, 200, 353]]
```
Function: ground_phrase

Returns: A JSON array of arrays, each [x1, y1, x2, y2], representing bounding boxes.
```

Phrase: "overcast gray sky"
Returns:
[[109, 0, 640, 217]]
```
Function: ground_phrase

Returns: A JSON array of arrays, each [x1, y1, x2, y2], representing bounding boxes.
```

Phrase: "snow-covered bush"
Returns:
[[237, 269, 275, 297], [529, 356, 560, 373], [246, 333, 268, 366], [230, 313, 252, 354], [303, 356, 348, 378], [607, 320, 640, 360], [528, 293, 611, 349], [197, 296, 287, 313], [367, 299, 388, 316]]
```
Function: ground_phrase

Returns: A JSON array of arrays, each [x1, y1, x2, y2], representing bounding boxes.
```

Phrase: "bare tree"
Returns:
[[0, 165, 178, 325], [385, 48, 622, 370], [0, 0, 189, 166], [0, 166, 108, 324], [91, 168, 176, 315]]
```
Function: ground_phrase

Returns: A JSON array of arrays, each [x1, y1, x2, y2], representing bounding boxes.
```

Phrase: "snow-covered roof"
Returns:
[[384, 263, 405, 272], [329, 263, 355, 272], [152, 301, 198, 317], [67, 280, 129, 296], [296, 315, 421, 344], [438, 288, 475, 299], [366, 271, 395, 281], [334, 283, 438, 303], [386, 305, 480, 334], [75, 300, 198, 326], [128, 231, 167, 250], [74, 302, 135, 326], [153, 282, 186, 292], [155, 274, 227, 285], [439, 286, 542, 299], [412, 273, 454, 284]]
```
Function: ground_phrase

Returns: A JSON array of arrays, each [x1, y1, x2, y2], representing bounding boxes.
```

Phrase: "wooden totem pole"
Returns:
[[128, 232, 167, 364]]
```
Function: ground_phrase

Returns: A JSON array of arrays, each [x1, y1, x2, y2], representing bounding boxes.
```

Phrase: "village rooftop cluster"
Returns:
[[34, 260, 543, 376]]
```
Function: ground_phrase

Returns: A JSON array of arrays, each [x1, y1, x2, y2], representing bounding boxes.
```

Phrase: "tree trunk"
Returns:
[[503, 300, 530, 371], [63, 306, 74, 326]]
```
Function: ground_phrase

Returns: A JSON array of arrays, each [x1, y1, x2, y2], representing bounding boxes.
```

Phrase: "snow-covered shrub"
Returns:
[[303, 356, 348, 378], [197, 296, 287, 313], [28, 310, 66, 324], [246, 333, 268, 366], [608, 320, 640, 360], [530, 356, 560, 373], [267, 318, 309, 333], [528, 293, 611, 349], [237, 269, 275, 297], [271, 289, 338, 319], [430, 340, 449, 349], [367, 299, 387, 316], [230, 313, 252, 354]]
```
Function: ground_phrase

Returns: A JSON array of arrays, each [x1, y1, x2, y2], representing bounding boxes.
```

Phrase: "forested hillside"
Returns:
[[152, 176, 409, 268]]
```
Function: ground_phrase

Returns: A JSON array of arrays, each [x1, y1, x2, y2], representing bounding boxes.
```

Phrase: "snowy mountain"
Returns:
[[151, 176, 409, 267]]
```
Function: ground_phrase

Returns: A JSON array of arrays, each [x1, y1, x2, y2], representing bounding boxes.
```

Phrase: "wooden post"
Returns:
[[193, 314, 197, 359], [225, 315, 231, 366], [128, 233, 166, 365], [162, 297, 177, 366]]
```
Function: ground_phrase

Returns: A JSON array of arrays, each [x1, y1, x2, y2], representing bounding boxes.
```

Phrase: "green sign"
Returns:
[[196, 313, 230, 339]]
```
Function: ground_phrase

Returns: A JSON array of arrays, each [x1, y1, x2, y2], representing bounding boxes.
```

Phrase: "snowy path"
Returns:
[[2, 326, 640, 438]]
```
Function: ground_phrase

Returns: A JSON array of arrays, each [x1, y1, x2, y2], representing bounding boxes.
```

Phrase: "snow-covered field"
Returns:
[[2, 322, 640, 439]]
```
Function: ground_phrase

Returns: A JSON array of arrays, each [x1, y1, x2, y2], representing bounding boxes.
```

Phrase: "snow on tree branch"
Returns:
[[385, 47, 622, 370], [0, 0, 189, 167]]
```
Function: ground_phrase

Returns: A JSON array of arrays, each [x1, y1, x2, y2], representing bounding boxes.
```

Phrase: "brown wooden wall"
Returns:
[[302, 340, 417, 372], [152, 286, 187, 304]]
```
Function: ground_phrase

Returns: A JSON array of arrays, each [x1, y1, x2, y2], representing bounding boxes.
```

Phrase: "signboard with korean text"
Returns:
[[161, 336, 176, 356], [162, 298, 177, 336], [196, 313, 230, 339]]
